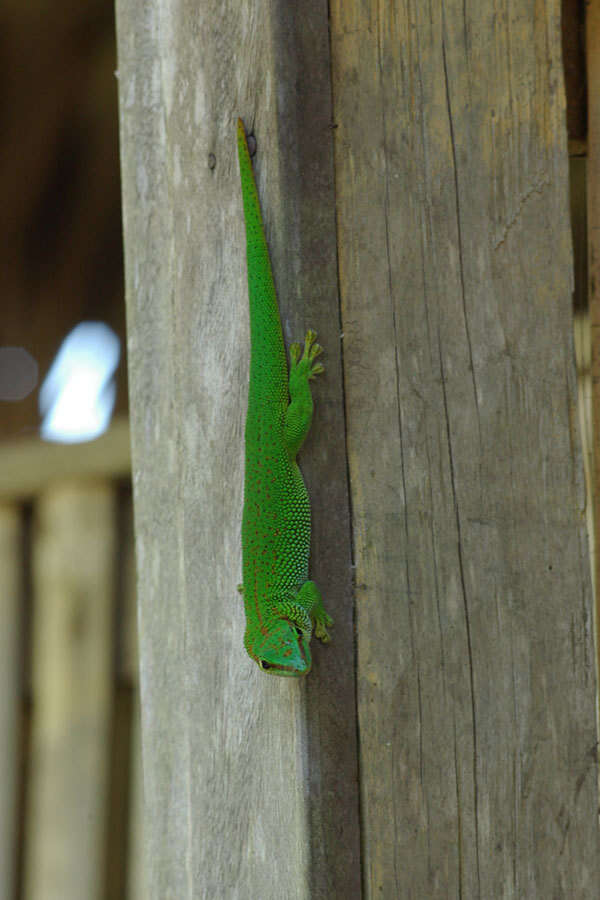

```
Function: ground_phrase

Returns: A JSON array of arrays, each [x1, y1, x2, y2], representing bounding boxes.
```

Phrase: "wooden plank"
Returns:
[[115, 1, 359, 897], [0, 415, 130, 502], [588, 0, 600, 716], [331, 0, 599, 895], [0, 505, 22, 900], [24, 484, 115, 900]]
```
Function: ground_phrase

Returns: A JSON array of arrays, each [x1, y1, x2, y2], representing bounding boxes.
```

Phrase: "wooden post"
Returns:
[[331, 0, 599, 895], [116, 0, 599, 895], [115, 1, 359, 897], [24, 484, 115, 900], [0, 505, 22, 900]]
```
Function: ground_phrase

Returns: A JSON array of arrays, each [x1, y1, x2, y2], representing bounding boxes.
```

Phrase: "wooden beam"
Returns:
[[331, 0, 599, 894], [0, 415, 130, 502]]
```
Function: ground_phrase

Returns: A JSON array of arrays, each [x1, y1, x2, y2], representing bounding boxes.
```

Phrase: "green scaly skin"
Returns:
[[237, 118, 333, 676]]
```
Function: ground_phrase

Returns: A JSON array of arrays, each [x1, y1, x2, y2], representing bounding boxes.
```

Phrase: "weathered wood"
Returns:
[[115, 1, 359, 897], [331, 0, 599, 896], [24, 484, 115, 900], [0, 505, 22, 900], [588, 0, 600, 709]]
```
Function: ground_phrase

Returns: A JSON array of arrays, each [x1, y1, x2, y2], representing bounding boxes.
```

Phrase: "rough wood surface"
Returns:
[[0, 505, 22, 900], [331, 0, 599, 896], [24, 484, 115, 900], [115, 1, 359, 897]]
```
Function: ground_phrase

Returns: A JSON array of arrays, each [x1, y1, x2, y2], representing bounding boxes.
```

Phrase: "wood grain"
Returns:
[[331, 0, 599, 895], [588, 0, 600, 740]]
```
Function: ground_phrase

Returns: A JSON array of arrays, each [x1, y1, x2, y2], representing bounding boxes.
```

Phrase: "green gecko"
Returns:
[[237, 117, 333, 676]]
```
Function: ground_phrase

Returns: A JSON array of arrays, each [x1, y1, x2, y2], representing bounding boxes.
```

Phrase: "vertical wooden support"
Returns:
[[331, 0, 599, 894], [0, 505, 22, 900], [116, 0, 598, 893], [115, 1, 359, 897], [24, 484, 115, 900]]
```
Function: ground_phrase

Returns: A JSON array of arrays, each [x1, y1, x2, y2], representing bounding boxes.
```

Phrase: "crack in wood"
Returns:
[[438, 324, 481, 895], [493, 178, 551, 251]]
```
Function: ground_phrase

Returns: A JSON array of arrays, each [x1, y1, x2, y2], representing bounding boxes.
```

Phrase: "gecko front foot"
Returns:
[[285, 330, 325, 459], [289, 329, 324, 381]]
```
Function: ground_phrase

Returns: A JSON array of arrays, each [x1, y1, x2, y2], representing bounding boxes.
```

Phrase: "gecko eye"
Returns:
[[259, 659, 271, 670]]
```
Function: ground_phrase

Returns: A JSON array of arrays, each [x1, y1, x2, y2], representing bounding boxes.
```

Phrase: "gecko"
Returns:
[[237, 117, 333, 676]]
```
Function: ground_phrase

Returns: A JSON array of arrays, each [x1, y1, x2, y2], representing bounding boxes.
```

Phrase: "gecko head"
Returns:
[[246, 619, 312, 676]]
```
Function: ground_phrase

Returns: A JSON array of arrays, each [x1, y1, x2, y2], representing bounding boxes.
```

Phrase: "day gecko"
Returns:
[[237, 118, 333, 675]]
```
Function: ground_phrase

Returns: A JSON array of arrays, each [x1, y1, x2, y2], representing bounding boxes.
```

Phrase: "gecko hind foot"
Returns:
[[313, 609, 333, 644]]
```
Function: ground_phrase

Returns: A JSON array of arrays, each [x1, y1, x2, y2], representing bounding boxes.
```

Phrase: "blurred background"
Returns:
[[0, 1, 593, 899], [1, 1, 142, 898]]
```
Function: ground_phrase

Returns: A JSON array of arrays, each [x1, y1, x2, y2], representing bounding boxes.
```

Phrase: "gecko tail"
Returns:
[[237, 117, 287, 390]]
